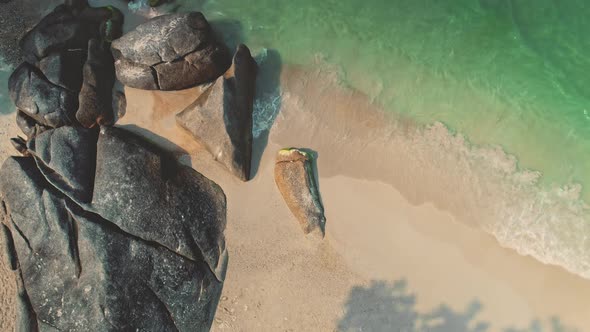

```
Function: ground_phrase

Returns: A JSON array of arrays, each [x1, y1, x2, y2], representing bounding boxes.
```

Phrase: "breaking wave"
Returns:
[[272, 66, 590, 280]]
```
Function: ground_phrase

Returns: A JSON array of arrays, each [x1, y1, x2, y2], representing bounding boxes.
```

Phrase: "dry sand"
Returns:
[[1, 65, 590, 331], [0, 109, 18, 332]]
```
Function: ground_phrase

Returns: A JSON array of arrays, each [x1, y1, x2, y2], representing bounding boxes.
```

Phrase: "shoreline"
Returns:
[[1, 2, 589, 330], [110, 64, 590, 329], [1, 60, 590, 329]]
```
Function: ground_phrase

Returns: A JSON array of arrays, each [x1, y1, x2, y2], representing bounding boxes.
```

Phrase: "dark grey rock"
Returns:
[[19, 5, 99, 62], [76, 39, 116, 128], [274, 148, 326, 235], [0, 126, 227, 331], [9, 137, 29, 156], [16, 110, 50, 139], [27, 126, 98, 204], [86, 126, 227, 279], [176, 44, 258, 181], [9, 62, 79, 128], [78, 6, 124, 43], [111, 12, 231, 90], [38, 50, 86, 92]]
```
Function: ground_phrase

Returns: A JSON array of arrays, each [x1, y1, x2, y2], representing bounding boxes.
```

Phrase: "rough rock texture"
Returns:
[[176, 44, 258, 181], [38, 50, 86, 91], [274, 148, 326, 235], [9, 62, 80, 128], [76, 39, 116, 127], [19, 4, 99, 62], [8, 2, 124, 138], [0, 0, 60, 67], [27, 126, 98, 203], [0, 126, 227, 331], [16, 111, 50, 139], [111, 12, 231, 90]]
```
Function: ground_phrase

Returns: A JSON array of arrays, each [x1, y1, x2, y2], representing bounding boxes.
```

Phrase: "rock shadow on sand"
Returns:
[[337, 280, 577, 332]]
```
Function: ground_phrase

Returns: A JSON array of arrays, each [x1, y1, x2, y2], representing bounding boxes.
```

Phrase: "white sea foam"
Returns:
[[271, 66, 590, 280], [253, 49, 281, 138]]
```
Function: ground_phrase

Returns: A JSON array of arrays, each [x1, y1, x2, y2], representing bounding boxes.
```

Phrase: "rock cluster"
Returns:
[[1, 2, 228, 331], [274, 148, 326, 235], [2, 0, 328, 329], [9, 2, 125, 137]]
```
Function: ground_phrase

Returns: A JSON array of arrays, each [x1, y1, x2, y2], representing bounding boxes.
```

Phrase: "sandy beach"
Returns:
[[2, 0, 590, 330], [1, 62, 590, 330], [0, 68, 590, 332]]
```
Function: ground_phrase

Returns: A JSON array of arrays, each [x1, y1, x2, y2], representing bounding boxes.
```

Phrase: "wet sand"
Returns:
[[1, 65, 590, 330], [120, 66, 590, 330]]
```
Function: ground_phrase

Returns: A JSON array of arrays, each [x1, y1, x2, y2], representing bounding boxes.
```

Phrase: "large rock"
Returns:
[[16, 110, 50, 139], [19, 4, 100, 62], [274, 148, 326, 235], [111, 12, 231, 90], [0, 126, 227, 331], [76, 39, 116, 128], [9, 62, 79, 128], [26, 126, 98, 203], [86, 126, 227, 278], [38, 50, 86, 92], [176, 44, 257, 181], [10, 2, 124, 137]]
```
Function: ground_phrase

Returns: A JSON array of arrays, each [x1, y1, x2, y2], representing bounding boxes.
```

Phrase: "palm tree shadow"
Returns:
[[338, 279, 488, 331], [337, 279, 578, 332], [338, 280, 418, 331]]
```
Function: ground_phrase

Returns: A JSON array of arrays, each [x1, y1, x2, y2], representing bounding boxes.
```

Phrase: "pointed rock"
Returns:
[[274, 148, 326, 235], [27, 126, 98, 203], [177, 44, 258, 181], [76, 39, 117, 128]]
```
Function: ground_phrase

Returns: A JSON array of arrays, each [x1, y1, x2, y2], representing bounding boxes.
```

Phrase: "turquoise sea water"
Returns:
[[173, 0, 590, 198], [1, 0, 590, 276], [0, 60, 12, 115], [2, 0, 589, 192]]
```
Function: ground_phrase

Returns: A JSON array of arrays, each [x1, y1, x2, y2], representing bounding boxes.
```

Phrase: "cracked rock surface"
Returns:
[[0, 126, 227, 331], [9, 3, 124, 137], [111, 12, 231, 91]]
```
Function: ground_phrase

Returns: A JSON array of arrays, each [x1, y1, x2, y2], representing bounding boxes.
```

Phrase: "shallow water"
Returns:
[[171, 0, 590, 279], [0, 60, 12, 115], [2, 0, 590, 280], [161, 0, 590, 198]]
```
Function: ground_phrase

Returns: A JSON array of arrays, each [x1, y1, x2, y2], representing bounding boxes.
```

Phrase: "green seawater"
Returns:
[[171, 0, 590, 198], [2, 0, 589, 196], [0, 60, 11, 115]]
